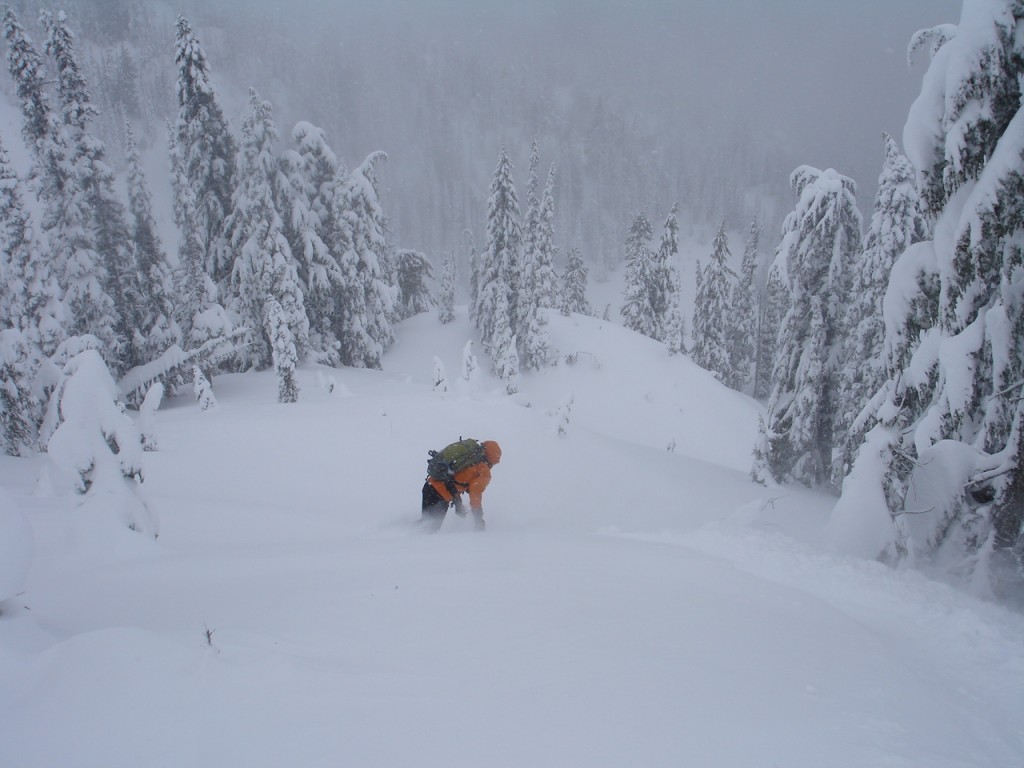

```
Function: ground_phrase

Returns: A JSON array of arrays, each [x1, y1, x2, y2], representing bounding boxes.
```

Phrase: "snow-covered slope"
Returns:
[[1, 308, 1022, 768]]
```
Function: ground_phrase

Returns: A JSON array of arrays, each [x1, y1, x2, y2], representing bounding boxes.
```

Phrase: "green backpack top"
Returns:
[[427, 438, 486, 483]]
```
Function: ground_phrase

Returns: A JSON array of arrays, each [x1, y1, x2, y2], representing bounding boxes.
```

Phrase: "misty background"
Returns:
[[2, 0, 961, 274]]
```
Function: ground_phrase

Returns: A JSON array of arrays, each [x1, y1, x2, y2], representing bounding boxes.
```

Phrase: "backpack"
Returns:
[[427, 438, 486, 483]]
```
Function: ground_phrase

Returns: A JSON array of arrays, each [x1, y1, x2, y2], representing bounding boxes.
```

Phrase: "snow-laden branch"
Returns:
[[907, 24, 957, 66], [117, 328, 249, 405]]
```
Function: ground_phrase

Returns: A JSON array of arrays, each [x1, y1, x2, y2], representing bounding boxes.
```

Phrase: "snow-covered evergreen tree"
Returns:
[[279, 122, 345, 365], [395, 249, 434, 319], [336, 151, 395, 368], [665, 300, 686, 356], [466, 228, 480, 323], [491, 291, 520, 394], [477, 147, 522, 380], [125, 122, 179, 367], [38, 11, 128, 372], [0, 131, 41, 332], [41, 10, 145, 374], [518, 300, 551, 372], [517, 148, 555, 371], [728, 218, 761, 392], [520, 140, 542, 332], [167, 126, 221, 350], [171, 16, 237, 294], [560, 247, 591, 317], [0, 328, 42, 456], [832, 133, 928, 487], [834, 1, 1024, 585], [692, 222, 737, 382], [107, 44, 141, 125], [46, 17, 142, 373], [652, 204, 683, 349], [438, 251, 456, 324], [226, 89, 309, 370], [1, 12, 63, 356], [759, 166, 862, 488], [755, 263, 787, 400], [620, 212, 657, 338], [330, 228, 367, 368], [266, 298, 298, 403], [2, 7, 50, 156], [535, 163, 560, 309], [4, 12, 70, 352]]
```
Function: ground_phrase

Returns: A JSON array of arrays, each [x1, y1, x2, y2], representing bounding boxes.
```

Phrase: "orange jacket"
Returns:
[[427, 462, 492, 512], [426, 440, 501, 512]]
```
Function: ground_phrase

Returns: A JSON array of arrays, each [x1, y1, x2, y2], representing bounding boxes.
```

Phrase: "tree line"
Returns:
[[672, 1, 1024, 593], [0, 8, 436, 460], [466, 141, 594, 393]]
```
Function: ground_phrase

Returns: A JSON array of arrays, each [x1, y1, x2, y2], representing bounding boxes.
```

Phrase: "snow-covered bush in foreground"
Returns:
[[45, 351, 156, 537]]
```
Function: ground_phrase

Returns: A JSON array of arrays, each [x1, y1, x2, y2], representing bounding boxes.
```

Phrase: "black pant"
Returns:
[[421, 482, 450, 532], [420, 483, 484, 532]]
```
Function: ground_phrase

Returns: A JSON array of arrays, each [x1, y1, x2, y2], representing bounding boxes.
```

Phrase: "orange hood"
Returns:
[[482, 440, 502, 466]]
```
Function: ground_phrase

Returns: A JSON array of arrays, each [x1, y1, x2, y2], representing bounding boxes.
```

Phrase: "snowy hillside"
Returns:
[[1, 308, 1022, 768]]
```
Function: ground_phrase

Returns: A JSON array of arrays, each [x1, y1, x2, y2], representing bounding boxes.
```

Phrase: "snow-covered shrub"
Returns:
[[554, 393, 574, 438], [563, 351, 601, 371], [452, 341, 480, 398], [139, 382, 164, 451], [461, 340, 479, 383], [432, 356, 448, 395], [193, 366, 216, 411], [317, 370, 337, 394], [45, 350, 156, 536]]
